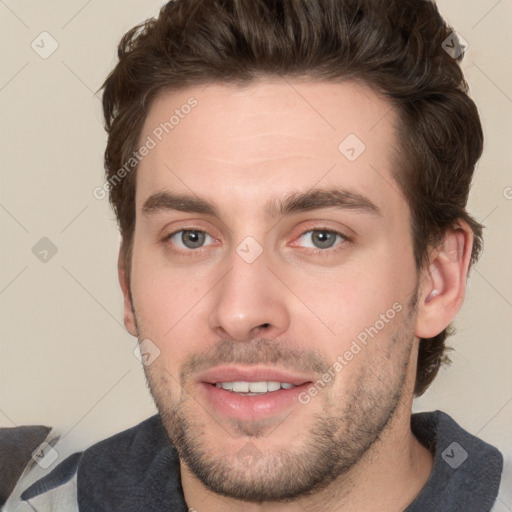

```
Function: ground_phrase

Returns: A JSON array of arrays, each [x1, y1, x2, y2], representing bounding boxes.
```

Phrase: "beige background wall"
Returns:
[[1, 0, 511, 505]]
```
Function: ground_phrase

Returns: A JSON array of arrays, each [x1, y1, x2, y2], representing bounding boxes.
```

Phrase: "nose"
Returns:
[[208, 243, 290, 342]]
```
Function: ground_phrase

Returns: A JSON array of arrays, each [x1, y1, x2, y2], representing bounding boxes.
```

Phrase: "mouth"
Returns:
[[197, 366, 315, 421]]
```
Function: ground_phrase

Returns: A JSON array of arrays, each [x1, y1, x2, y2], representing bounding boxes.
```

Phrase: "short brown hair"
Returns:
[[100, 0, 484, 397]]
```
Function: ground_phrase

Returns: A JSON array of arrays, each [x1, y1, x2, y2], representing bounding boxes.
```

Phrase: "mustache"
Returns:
[[180, 337, 330, 386]]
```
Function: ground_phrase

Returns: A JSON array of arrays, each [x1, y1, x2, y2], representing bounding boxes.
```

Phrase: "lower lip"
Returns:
[[200, 382, 312, 421]]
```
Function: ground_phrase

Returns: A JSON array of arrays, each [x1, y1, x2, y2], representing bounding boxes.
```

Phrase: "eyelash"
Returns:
[[162, 227, 352, 258]]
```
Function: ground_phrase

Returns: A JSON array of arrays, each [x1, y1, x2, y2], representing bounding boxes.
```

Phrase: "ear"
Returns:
[[415, 220, 474, 339], [118, 244, 138, 337]]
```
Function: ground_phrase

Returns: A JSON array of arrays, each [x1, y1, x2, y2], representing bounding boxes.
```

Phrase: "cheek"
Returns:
[[132, 274, 194, 338], [301, 259, 409, 346], [129, 244, 223, 357], [131, 270, 197, 377], [129, 242, 195, 338], [308, 269, 412, 393]]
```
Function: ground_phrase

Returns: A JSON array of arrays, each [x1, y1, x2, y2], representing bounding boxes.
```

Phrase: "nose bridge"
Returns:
[[228, 235, 269, 295], [208, 233, 290, 341]]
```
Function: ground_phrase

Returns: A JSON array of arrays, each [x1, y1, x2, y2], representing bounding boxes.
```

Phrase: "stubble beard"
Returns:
[[135, 288, 419, 503]]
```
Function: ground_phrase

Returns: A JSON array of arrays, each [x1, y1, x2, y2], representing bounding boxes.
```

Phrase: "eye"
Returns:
[[165, 229, 215, 250], [295, 228, 349, 252], [163, 227, 350, 256]]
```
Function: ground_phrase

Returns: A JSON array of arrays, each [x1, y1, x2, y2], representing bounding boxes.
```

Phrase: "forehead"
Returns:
[[135, 78, 404, 222]]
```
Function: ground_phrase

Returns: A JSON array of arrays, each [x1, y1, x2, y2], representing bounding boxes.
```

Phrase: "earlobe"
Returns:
[[414, 222, 474, 339], [118, 246, 139, 337]]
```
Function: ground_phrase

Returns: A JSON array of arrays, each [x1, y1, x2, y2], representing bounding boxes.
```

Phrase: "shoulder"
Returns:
[[409, 410, 505, 512], [3, 414, 181, 512]]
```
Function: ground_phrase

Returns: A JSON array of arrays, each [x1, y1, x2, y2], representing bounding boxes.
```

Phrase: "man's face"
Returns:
[[124, 79, 422, 501]]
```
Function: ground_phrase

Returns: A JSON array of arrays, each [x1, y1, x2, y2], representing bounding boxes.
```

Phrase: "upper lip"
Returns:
[[198, 365, 315, 386]]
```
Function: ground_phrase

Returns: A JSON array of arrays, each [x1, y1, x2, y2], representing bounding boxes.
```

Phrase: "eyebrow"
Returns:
[[141, 187, 382, 219]]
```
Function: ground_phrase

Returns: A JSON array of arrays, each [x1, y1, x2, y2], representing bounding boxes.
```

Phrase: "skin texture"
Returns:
[[118, 78, 473, 511]]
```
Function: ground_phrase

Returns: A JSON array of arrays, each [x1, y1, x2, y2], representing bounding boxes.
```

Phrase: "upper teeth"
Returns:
[[215, 381, 296, 393]]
